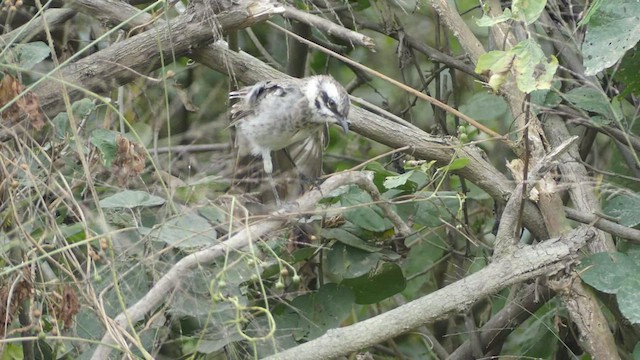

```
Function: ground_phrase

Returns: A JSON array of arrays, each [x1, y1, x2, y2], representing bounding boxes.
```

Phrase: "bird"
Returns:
[[229, 75, 350, 205]]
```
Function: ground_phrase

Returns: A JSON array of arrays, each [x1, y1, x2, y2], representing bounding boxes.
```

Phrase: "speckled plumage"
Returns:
[[230, 75, 350, 175]]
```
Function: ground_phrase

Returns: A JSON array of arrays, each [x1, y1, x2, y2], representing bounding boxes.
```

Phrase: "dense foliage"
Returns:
[[1, 0, 640, 359]]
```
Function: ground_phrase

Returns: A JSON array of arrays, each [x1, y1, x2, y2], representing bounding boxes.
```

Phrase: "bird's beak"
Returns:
[[338, 117, 349, 134]]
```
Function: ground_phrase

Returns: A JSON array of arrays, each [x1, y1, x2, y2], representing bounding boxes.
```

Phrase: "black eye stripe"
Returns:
[[321, 91, 329, 104]]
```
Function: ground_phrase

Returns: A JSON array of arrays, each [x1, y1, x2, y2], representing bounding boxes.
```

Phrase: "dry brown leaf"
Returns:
[[112, 134, 146, 186], [0, 74, 46, 130], [0, 269, 33, 337], [59, 285, 79, 329]]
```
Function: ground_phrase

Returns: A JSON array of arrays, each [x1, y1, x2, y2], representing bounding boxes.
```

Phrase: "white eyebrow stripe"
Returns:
[[323, 82, 340, 100]]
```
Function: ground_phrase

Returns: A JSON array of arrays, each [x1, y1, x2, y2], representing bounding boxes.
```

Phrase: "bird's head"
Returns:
[[304, 75, 350, 133]]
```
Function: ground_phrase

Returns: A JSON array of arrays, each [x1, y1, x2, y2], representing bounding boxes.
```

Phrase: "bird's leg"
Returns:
[[262, 151, 281, 206]]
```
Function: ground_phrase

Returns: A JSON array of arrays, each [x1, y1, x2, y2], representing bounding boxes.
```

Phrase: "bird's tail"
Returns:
[[230, 133, 324, 213]]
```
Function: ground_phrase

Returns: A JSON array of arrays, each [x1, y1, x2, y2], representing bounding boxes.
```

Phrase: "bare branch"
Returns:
[[282, 5, 375, 50], [565, 208, 640, 243], [0, 8, 76, 45]]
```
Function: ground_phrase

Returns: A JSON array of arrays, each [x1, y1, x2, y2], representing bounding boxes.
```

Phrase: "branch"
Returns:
[[543, 115, 615, 252], [356, 19, 482, 81], [282, 5, 375, 50], [564, 207, 640, 243], [429, 0, 485, 61], [0, 8, 76, 45], [543, 116, 619, 358], [549, 277, 620, 360], [262, 227, 595, 360]]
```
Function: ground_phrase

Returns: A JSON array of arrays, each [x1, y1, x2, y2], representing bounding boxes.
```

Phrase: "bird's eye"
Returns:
[[327, 98, 336, 109]]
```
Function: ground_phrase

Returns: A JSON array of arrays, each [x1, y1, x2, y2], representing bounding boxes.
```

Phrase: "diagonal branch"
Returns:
[[33, 0, 284, 117]]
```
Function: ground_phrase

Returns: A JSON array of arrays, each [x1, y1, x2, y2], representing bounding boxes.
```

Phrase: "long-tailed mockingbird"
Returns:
[[230, 75, 350, 204]]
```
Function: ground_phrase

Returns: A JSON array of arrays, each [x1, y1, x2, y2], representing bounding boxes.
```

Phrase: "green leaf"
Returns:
[[1, 343, 24, 359], [613, 47, 640, 96], [341, 187, 393, 232], [364, 161, 398, 177], [326, 242, 383, 279], [459, 92, 508, 121], [52, 99, 96, 139], [512, 0, 547, 24], [402, 234, 446, 298], [604, 193, 640, 227], [341, 262, 406, 304], [189, 327, 246, 354], [582, 0, 640, 75], [4, 41, 50, 70], [618, 275, 640, 324], [475, 8, 513, 27], [589, 115, 613, 126], [633, 341, 640, 360], [99, 190, 166, 208], [414, 196, 460, 228], [354, 0, 371, 10], [578, 0, 604, 27], [502, 300, 561, 358], [564, 86, 613, 117], [475, 50, 514, 75], [578, 252, 640, 294], [284, 284, 355, 340], [143, 212, 217, 249], [320, 228, 381, 252], [440, 158, 470, 172], [90, 128, 118, 167], [198, 206, 226, 225], [475, 41, 558, 93], [383, 170, 414, 189], [511, 40, 558, 93]]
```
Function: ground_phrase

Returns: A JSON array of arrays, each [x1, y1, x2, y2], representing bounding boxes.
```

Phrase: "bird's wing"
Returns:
[[229, 80, 293, 124]]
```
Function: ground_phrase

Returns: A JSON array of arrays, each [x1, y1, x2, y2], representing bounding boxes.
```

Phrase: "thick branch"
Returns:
[[34, 0, 284, 116], [262, 227, 595, 360], [543, 118, 619, 359], [550, 277, 621, 360], [0, 8, 76, 45], [544, 115, 615, 252]]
